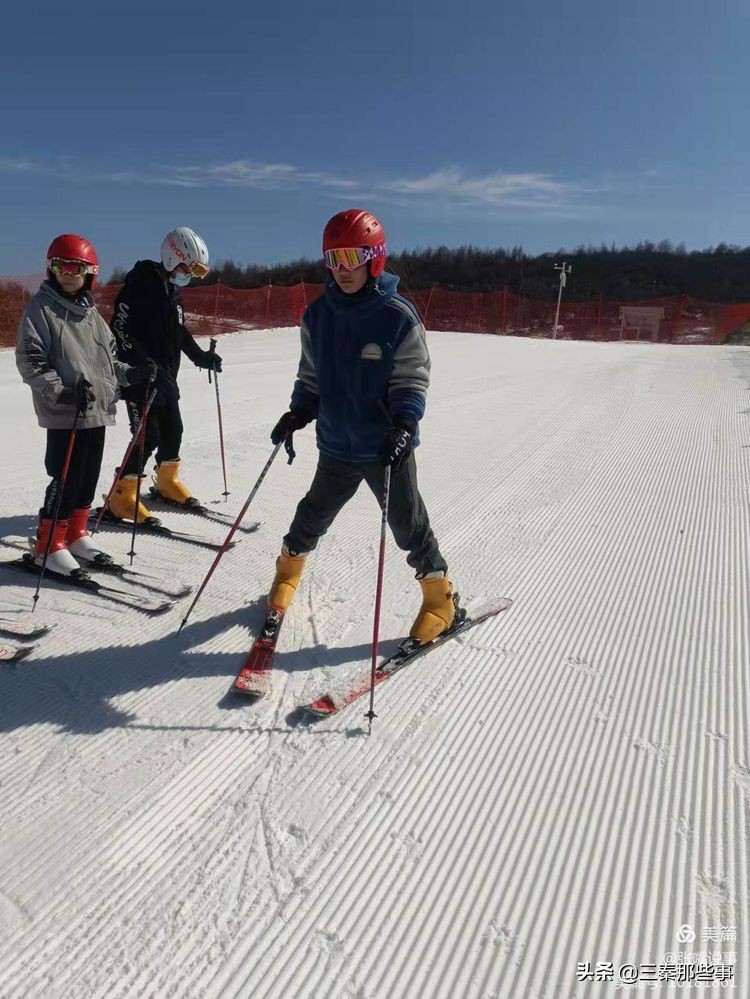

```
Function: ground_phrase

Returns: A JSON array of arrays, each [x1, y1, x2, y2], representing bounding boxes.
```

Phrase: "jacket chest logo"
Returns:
[[176, 304, 184, 325], [361, 343, 382, 361]]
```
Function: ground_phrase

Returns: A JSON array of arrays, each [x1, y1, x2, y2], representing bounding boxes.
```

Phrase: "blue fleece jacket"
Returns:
[[290, 272, 431, 463]]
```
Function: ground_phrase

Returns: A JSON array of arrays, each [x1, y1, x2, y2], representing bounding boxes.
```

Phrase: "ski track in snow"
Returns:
[[0, 330, 748, 998]]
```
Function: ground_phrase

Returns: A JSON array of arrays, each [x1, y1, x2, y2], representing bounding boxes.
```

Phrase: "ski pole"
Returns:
[[32, 409, 81, 612], [127, 383, 152, 565], [209, 337, 230, 500], [178, 442, 283, 632], [366, 464, 391, 734], [92, 384, 157, 534]]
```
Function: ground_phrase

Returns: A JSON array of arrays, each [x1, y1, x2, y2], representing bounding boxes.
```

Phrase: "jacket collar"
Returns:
[[39, 280, 92, 318], [324, 271, 399, 319], [128, 259, 172, 297]]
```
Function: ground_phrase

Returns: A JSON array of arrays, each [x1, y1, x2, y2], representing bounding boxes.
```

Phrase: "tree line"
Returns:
[[107, 242, 750, 302]]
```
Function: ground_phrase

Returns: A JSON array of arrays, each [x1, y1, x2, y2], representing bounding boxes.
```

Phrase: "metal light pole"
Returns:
[[553, 262, 572, 339]]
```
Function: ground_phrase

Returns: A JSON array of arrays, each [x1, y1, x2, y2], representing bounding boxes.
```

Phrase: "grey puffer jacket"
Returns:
[[16, 281, 132, 429]]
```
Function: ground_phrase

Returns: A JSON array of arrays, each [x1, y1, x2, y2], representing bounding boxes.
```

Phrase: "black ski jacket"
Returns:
[[110, 259, 207, 402]]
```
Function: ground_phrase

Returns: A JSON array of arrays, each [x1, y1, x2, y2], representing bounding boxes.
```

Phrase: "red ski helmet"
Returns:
[[322, 209, 387, 277], [46, 234, 100, 287]]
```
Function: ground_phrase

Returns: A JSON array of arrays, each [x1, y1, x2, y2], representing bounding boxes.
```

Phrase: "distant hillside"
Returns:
[[106, 243, 750, 303]]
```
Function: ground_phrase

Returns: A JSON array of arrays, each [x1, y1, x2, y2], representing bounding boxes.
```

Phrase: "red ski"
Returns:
[[302, 598, 513, 718], [231, 607, 285, 698]]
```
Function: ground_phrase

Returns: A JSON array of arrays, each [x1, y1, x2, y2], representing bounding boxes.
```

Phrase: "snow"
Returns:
[[0, 329, 747, 998]]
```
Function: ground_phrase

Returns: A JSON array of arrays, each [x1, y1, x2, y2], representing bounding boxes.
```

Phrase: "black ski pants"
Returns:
[[121, 398, 184, 475], [42, 426, 105, 520], [284, 452, 447, 576]]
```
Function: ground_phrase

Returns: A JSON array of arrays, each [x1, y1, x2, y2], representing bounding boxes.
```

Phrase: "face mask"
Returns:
[[169, 271, 191, 287]]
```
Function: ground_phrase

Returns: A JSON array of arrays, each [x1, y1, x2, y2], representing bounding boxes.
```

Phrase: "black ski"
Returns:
[[301, 598, 513, 718], [2, 556, 174, 615], [148, 488, 261, 535], [90, 508, 235, 552], [0, 619, 54, 639], [0, 643, 36, 663], [0, 536, 190, 599], [75, 556, 191, 599]]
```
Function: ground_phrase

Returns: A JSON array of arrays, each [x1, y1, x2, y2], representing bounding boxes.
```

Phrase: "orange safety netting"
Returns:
[[0, 281, 34, 348], [408, 289, 750, 344], [3, 278, 750, 348]]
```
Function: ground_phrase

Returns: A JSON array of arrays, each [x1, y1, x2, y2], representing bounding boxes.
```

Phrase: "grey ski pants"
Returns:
[[284, 452, 447, 576]]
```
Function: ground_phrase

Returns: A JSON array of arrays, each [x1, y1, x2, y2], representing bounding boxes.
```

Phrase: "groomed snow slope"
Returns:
[[0, 329, 746, 999]]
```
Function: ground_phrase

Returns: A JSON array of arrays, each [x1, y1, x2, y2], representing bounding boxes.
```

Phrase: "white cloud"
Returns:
[[146, 159, 360, 191], [0, 156, 51, 174], [0, 155, 357, 191], [148, 162, 598, 218], [0, 155, 597, 217], [380, 167, 594, 217]]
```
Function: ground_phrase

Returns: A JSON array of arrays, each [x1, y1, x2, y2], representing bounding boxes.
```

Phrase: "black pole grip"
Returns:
[[208, 337, 217, 384]]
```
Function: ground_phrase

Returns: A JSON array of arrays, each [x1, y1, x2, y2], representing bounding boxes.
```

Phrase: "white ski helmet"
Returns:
[[160, 226, 210, 279]]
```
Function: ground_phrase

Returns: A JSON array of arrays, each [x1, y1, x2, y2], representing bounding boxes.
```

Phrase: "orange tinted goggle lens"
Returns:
[[324, 247, 369, 271], [189, 260, 210, 278]]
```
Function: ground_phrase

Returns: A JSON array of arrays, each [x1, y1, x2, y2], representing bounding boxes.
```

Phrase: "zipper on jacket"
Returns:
[[79, 309, 103, 424]]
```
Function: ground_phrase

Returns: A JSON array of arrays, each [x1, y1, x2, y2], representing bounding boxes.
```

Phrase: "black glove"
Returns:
[[380, 419, 416, 471], [271, 409, 314, 464], [196, 350, 222, 373], [271, 409, 314, 445], [59, 377, 95, 416], [125, 358, 158, 386]]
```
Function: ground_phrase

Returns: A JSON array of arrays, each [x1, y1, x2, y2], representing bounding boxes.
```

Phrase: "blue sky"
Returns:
[[1, 0, 747, 277]]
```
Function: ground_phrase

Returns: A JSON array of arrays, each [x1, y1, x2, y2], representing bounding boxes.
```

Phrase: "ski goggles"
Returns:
[[323, 244, 386, 272], [175, 260, 211, 279], [48, 258, 98, 278]]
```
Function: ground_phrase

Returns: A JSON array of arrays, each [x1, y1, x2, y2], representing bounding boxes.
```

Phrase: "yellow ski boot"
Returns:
[[268, 548, 307, 611], [106, 474, 154, 524], [154, 459, 198, 506], [409, 573, 457, 644]]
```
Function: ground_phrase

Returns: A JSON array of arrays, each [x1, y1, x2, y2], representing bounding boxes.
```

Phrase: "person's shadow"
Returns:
[[0, 583, 397, 735], [0, 509, 402, 735], [0, 512, 37, 543]]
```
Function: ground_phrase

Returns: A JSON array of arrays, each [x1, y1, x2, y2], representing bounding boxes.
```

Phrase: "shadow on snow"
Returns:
[[0, 592, 397, 735]]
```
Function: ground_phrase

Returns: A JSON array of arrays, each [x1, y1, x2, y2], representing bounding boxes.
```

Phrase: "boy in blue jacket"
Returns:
[[268, 209, 456, 644]]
